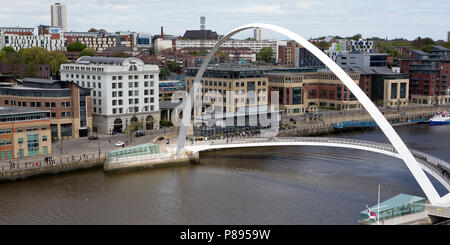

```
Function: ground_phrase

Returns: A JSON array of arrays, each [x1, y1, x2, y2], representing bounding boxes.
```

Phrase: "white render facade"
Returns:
[[0, 33, 66, 51], [60, 56, 160, 134]]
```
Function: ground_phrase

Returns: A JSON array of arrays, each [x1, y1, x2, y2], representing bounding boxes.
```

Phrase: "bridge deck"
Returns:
[[184, 137, 450, 194]]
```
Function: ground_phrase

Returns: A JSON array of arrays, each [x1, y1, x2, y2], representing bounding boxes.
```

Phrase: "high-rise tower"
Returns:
[[51, 2, 67, 32]]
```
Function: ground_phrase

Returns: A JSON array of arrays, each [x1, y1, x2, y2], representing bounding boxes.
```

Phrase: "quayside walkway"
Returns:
[[183, 137, 450, 193]]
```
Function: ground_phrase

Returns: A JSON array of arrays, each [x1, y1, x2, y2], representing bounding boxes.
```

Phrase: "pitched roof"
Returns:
[[183, 30, 219, 40]]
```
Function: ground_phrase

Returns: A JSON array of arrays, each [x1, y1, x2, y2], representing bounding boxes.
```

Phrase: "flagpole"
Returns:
[[377, 184, 380, 225]]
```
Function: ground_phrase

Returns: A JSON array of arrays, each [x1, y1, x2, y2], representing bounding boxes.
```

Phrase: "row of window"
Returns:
[[75, 81, 101, 89], [63, 66, 105, 72], [112, 75, 154, 80], [0, 125, 47, 134], [4, 100, 71, 108]]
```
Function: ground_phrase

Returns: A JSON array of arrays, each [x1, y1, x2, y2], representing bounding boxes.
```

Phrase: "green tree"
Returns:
[[1, 47, 16, 53], [48, 52, 68, 78], [67, 42, 87, 52], [80, 48, 96, 57], [317, 41, 330, 50], [347, 34, 362, 40], [166, 61, 180, 73], [421, 37, 434, 46], [124, 121, 143, 134], [257, 47, 274, 63], [421, 45, 433, 53], [160, 66, 170, 79], [443, 42, 450, 49]]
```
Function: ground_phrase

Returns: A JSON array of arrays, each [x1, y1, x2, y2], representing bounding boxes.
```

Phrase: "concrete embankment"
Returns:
[[0, 157, 105, 182], [103, 152, 199, 173]]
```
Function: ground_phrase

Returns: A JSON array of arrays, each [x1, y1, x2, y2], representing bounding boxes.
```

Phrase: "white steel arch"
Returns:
[[176, 23, 444, 204]]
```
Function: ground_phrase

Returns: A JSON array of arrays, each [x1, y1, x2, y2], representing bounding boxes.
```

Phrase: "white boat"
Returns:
[[430, 111, 450, 125]]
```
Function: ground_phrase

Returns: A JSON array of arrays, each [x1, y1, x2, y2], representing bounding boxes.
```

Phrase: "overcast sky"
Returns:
[[1, 0, 449, 40]]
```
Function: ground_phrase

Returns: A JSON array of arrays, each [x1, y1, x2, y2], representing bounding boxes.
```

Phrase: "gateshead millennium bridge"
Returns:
[[173, 23, 450, 205]]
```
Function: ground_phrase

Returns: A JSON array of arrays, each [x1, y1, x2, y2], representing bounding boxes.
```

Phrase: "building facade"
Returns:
[[60, 56, 160, 134], [0, 106, 52, 160], [336, 52, 388, 68], [401, 46, 450, 105], [0, 78, 93, 139], [267, 71, 362, 116], [176, 39, 280, 60], [51, 3, 67, 32]]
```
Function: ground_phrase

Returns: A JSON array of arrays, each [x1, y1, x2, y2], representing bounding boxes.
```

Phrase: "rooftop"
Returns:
[[360, 193, 426, 215], [183, 30, 219, 40]]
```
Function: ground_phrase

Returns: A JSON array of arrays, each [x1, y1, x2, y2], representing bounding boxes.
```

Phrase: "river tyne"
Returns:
[[0, 124, 448, 224]]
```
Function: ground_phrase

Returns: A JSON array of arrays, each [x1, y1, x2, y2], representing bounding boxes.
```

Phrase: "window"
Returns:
[[43, 146, 48, 155], [5, 128, 11, 134], [6, 139, 11, 145], [33, 126, 38, 131], [18, 127, 23, 132], [18, 138, 23, 144], [42, 136, 47, 142], [42, 125, 47, 130]]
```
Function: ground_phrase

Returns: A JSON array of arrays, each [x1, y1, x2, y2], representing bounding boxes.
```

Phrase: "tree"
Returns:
[[48, 52, 68, 78], [421, 37, 434, 46], [67, 42, 87, 52], [257, 47, 274, 63], [1, 47, 16, 53], [124, 121, 143, 134], [160, 66, 171, 80], [317, 41, 330, 51], [421, 45, 433, 53], [347, 34, 362, 41], [443, 42, 450, 49], [80, 48, 96, 57], [18, 47, 67, 78], [166, 61, 180, 73]]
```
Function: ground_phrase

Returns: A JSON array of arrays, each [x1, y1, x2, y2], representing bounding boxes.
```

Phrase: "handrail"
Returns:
[[188, 136, 450, 186]]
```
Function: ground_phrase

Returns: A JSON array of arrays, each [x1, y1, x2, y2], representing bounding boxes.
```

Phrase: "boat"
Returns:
[[429, 111, 450, 125]]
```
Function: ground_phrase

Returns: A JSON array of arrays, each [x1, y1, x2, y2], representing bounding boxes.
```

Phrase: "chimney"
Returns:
[[161, 26, 164, 39]]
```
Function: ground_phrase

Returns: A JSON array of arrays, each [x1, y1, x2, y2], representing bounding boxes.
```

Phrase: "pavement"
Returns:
[[0, 127, 179, 171]]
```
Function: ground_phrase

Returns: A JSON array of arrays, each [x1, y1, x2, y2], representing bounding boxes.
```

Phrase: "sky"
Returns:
[[0, 0, 449, 41]]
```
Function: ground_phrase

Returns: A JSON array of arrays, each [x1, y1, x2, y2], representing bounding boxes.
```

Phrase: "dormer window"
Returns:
[[129, 65, 137, 71]]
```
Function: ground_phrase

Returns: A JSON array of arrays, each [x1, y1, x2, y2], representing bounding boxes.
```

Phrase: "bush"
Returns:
[[160, 120, 173, 127]]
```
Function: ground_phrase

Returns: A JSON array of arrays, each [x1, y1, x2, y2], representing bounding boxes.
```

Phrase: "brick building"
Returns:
[[0, 78, 92, 139], [400, 46, 450, 105], [0, 106, 52, 160]]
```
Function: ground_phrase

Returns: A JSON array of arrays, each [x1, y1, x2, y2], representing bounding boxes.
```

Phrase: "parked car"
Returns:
[[115, 141, 125, 147], [166, 139, 170, 144], [88, 136, 98, 140], [135, 130, 146, 137], [158, 136, 165, 141]]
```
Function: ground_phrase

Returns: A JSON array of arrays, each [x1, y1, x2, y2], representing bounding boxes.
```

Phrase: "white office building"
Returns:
[[51, 3, 67, 32], [60, 57, 160, 134]]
